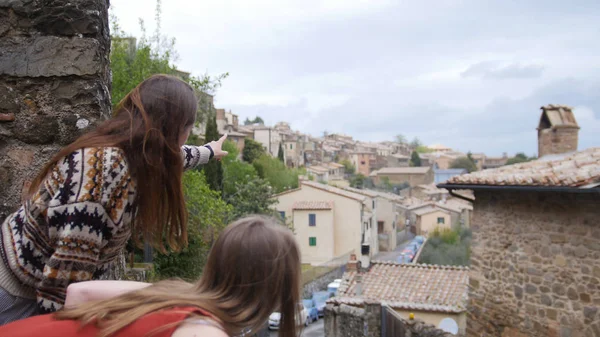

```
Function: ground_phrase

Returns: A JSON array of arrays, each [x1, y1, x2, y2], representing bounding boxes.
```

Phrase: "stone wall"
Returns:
[[0, 0, 111, 219], [302, 264, 345, 298], [468, 191, 600, 337], [325, 302, 455, 337], [324, 302, 381, 337], [538, 127, 579, 158]]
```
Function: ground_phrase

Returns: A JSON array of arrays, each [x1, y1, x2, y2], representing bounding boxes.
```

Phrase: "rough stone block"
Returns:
[[0, 36, 102, 77], [13, 114, 59, 144]]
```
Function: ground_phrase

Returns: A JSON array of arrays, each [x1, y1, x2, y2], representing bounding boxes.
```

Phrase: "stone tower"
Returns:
[[0, 0, 111, 218], [537, 105, 579, 158]]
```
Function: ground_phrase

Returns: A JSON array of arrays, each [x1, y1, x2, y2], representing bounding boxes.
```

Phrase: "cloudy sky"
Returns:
[[111, 0, 600, 156]]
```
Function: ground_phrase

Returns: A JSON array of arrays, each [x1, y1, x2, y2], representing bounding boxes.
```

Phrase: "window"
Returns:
[[309, 213, 316, 226], [377, 221, 384, 233], [372, 200, 375, 209], [309, 237, 317, 246], [290, 144, 293, 149], [279, 211, 285, 220], [437, 217, 445, 224]]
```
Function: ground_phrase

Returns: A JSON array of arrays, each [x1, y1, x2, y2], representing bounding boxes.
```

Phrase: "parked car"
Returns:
[[397, 253, 412, 264], [312, 291, 330, 317], [268, 303, 309, 330], [302, 299, 319, 323], [406, 242, 420, 252], [414, 236, 425, 244], [327, 279, 342, 296]]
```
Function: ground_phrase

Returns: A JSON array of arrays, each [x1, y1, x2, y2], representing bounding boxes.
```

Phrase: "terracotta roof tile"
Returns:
[[445, 148, 600, 187], [293, 201, 333, 210], [343, 186, 379, 198], [375, 167, 432, 175], [335, 262, 468, 313]]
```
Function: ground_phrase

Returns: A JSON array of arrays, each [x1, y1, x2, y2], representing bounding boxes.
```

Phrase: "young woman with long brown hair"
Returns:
[[0, 74, 228, 324], [0, 216, 302, 337]]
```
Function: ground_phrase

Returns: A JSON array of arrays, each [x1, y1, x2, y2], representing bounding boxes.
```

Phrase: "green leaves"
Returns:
[[242, 139, 266, 163], [449, 156, 478, 173], [153, 171, 232, 281], [202, 112, 223, 193], [252, 154, 301, 194], [409, 151, 422, 167]]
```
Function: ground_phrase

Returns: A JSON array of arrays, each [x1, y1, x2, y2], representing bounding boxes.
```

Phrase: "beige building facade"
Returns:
[[274, 181, 378, 265]]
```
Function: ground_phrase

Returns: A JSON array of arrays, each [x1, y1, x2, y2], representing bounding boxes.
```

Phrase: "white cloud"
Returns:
[[110, 0, 600, 155]]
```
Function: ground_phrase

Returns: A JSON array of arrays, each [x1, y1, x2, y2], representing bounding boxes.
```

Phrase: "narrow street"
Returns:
[[269, 318, 324, 337], [373, 231, 415, 262]]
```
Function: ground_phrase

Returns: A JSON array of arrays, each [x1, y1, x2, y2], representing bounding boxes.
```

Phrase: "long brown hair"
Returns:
[[57, 216, 302, 337], [28, 74, 197, 251]]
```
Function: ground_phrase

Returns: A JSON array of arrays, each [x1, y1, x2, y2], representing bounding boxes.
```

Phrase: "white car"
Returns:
[[268, 303, 309, 330]]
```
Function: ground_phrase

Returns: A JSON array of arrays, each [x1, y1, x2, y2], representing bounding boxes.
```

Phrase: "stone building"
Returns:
[[0, 0, 111, 219], [325, 259, 469, 336], [440, 147, 600, 336]]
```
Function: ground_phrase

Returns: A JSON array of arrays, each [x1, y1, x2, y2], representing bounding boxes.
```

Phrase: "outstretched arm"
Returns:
[[181, 134, 229, 170], [65, 281, 152, 308]]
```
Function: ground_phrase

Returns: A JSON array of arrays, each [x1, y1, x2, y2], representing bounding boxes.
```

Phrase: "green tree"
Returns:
[[350, 174, 366, 188], [410, 137, 423, 149], [222, 141, 259, 197], [110, 1, 227, 114], [339, 159, 355, 175], [396, 134, 407, 144], [380, 176, 393, 191], [450, 156, 478, 173], [243, 116, 265, 125], [153, 171, 232, 280], [203, 112, 223, 193], [226, 178, 277, 220], [414, 145, 433, 153], [277, 143, 285, 162], [253, 154, 301, 193], [506, 152, 535, 165], [242, 139, 266, 163], [409, 151, 422, 167]]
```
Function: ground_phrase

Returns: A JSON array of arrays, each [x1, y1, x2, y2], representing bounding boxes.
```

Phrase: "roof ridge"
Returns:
[[371, 260, 470, 270]]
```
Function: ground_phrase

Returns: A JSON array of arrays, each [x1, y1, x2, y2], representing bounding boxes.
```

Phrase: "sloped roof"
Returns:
[[293, 201, 333, 210], [334, 262, 468, 313], [412, 206, 449, 216], [375, 167, 431, 175], [343, 186, 379, 198], [301, 181, 367, 202], [443, 148, 600, 188], [325, 162, 345, 169], [307, 166, 329, 174], [538, 104, 579, 129]]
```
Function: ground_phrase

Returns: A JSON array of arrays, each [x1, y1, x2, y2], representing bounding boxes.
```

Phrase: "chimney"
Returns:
[[347, 254, 359, 272], [537, 105, 580, 157]]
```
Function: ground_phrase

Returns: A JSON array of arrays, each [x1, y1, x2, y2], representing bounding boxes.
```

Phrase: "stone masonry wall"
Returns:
[[538, 127, 579, 157], [0, 0, 111, 219], [468, 191, 600, 337], [302, 264, 345, 298], [324, 302, 454, 337], [324, 302, 381, 337]]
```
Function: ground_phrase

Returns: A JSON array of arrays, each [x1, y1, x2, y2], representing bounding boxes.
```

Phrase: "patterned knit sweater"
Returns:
[[0, 145, 211, 314]]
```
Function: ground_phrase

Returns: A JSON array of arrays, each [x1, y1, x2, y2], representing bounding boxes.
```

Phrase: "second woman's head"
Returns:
[[197, 216, 302, 337]]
